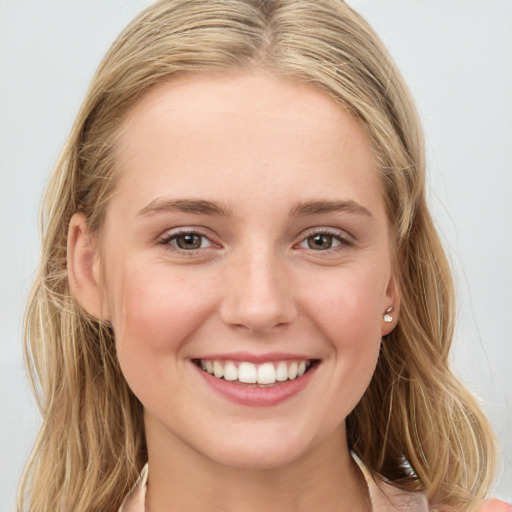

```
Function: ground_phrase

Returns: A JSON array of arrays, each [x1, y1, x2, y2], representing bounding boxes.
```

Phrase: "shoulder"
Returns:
[[364, 474, 431, 512], [477, 499, 511, 512], [360, 467, 509, 512], [352, 454, 511, 512], [359, 467, 510, 512], [353, 453, 430, 512]]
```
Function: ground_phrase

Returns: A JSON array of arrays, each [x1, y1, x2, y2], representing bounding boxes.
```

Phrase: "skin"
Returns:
[[68, 71, 400, 512], [479, 500, 512, 512]]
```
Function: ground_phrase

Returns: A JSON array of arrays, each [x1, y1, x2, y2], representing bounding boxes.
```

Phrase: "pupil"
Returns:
[[177, 234, 201, 249], [309, 234, 332, 250]]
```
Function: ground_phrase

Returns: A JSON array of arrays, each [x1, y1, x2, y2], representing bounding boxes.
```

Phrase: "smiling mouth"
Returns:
[[193, 359, 319, 387]]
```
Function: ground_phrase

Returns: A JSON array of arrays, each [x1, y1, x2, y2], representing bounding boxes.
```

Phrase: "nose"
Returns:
[[219, 249, 298, 334]]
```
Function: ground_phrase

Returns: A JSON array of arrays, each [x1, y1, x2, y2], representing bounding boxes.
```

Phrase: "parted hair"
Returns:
[[19, 1, 496, 511]]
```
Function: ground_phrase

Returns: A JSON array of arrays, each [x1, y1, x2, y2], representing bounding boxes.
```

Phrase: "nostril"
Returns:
[[219, 298, 298, 334]]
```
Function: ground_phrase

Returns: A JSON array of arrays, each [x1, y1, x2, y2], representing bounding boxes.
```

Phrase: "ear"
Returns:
[[381, 271, 401, 336], [67, 212, 110, 320]]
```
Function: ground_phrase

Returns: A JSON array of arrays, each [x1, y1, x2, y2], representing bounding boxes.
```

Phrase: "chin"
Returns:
[[198, 425, 323, 470], [208, 445, 307, 470]]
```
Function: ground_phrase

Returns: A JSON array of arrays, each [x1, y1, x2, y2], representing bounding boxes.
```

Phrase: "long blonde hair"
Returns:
[[19, 1, 496, 510]]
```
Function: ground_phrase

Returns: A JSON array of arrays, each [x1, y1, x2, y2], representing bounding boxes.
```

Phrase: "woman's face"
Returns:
[[86, 72, 398, 468]]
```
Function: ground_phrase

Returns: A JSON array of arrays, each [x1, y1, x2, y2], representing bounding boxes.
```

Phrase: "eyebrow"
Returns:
[[290, 200, 372, 218], [137, 198, 232, 217], [137, 197, 372, 219]]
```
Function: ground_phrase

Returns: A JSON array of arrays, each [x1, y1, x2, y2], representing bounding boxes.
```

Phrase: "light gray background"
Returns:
[[1, 0, 510, 508]]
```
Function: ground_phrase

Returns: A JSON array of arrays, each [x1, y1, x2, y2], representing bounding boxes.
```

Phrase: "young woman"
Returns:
[[18, 1, 509, 511]]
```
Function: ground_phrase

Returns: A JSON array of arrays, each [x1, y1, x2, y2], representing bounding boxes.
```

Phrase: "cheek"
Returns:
[[106, 263, 217, 379], [302, 265, 387, 338], [336, 271, 386, 392], [298, 266, 386, 399]]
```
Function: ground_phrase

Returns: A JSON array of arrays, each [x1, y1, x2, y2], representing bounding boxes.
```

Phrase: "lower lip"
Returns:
[[194, 363, 318, 407]]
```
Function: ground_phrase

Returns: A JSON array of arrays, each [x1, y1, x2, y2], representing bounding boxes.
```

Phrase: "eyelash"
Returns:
[[157, 227, 353, 254], [296, 229, 354, 252], [157, 229, 215, 252]]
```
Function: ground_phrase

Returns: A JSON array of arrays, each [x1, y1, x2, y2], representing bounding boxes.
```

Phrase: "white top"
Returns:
[[118, 456, 432, 512]]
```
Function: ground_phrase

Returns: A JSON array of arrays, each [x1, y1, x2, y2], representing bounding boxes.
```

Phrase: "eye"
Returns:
[[307, 233, 339, 250], [297, 230, 352, 251], [159, 230, 213, 251]]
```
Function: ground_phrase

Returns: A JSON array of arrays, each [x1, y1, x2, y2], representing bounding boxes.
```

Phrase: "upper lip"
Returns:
[[193, 352, 316, 363]]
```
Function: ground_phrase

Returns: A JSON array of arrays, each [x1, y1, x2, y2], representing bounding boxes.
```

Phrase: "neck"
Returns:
[[144, 420, 370, 512]]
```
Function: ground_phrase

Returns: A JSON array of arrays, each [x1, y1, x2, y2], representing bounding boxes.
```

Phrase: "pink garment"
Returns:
[[354, 455, 431, 512], [478, 500, 512, 512], [118, 463, 147, 512]]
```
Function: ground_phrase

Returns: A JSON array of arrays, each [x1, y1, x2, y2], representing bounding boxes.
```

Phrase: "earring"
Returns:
[[383, 307, 393, 323]]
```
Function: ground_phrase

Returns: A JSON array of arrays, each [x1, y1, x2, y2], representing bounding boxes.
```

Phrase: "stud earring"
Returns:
[[383, 307, 393, 323]]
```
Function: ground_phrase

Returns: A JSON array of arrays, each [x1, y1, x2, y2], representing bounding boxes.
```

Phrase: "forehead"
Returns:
[[112, 71, 383, 218]]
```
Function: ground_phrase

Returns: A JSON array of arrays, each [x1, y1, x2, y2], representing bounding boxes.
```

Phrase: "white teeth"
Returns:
[[238, 362, 257, 383], [257, 362, 276, 384], [199, 359, 313, 384], [223, 361, 238, 381], [288, 361, 298, 380], [213, 361, 224, 379], [276, 361, 288, 382]]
